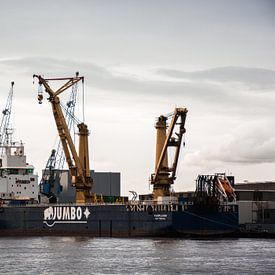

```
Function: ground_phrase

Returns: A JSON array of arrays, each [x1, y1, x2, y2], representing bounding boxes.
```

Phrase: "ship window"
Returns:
[[24, 187, 26, 190], [30, 178, 35, 181], [8, 169, 19, 175], [2, 194, 5, 197], [264, 212, 270, 219], [253, 191, 262, 201], [26, 169, 33, 174]]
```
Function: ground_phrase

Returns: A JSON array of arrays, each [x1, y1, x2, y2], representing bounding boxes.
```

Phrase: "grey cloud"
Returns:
[[0, 57, 227, 100], [185, 120, 275, 166], [0, 57, 109, 78], [157, 67, 275, 90], [219, 137, 275, 164], [1, 57, 274, 119]]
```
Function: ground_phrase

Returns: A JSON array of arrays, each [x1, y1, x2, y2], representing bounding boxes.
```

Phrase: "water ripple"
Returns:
[[0, 238, 274, 274]]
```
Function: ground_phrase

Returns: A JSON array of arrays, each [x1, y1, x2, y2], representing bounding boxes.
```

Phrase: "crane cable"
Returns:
[[82, 77, 85, 123]]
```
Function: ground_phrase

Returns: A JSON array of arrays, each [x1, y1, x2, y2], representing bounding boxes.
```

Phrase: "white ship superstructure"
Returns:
[[0, 141, 38, 201]]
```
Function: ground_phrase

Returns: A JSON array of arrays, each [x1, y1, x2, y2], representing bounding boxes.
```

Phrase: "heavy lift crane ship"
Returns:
[[33, 74, 93, 204]]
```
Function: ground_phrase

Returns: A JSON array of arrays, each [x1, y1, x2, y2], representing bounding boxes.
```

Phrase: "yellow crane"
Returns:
[[33, 73, 93, 204], [151, 107, 188, 199]]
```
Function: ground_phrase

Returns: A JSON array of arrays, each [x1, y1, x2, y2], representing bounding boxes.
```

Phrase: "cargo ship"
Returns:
[[0, 143, 238, 237], [0, 76, 239, 237]]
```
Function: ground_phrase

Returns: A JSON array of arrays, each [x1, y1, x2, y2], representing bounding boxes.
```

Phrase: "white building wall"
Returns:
[[238, 201, 275, 224], [238, 201, 254, 224], [0, 177, 8, 193]]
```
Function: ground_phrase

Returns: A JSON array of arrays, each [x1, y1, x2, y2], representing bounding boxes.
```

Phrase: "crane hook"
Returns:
[[38, 94, 43, 104], [33, 74, 43, 104], [37, 84, 44, 104]]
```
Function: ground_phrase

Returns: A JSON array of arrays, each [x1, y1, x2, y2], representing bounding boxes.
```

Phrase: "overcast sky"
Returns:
[[0, 0, 275, 195]]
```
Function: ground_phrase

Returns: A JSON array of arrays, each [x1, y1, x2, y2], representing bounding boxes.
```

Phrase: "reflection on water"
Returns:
[[0, 238, 274, 274]]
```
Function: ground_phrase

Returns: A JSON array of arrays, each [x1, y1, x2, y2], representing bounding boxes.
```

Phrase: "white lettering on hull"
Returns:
[[43, 206, 90, 228], [126, 204, 180, 212], [154, 214, 168, 221]]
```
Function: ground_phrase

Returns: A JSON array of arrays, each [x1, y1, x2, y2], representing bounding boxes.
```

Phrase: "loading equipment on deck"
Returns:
[[150, 107, 188, 199], [39, 73, 81, 203], [33, 73, 93, 204], [194, 173, 236, 207]]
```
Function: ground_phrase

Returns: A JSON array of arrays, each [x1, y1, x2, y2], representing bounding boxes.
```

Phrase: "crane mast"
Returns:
[[151, 107, 188, 199], [33, 74, 93, 204], [0, 82, 14, 154]]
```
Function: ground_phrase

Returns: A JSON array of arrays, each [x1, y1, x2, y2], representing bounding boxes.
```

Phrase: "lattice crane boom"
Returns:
[[55, 76, 79, 170], [0, 82, 14, 153]]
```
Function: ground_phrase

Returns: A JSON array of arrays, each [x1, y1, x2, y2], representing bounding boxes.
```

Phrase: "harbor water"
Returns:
[[0, 237, 274, 274]]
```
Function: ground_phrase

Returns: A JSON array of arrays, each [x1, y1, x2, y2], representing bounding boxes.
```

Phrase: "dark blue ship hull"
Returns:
[[0, 203, 238, 237]]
